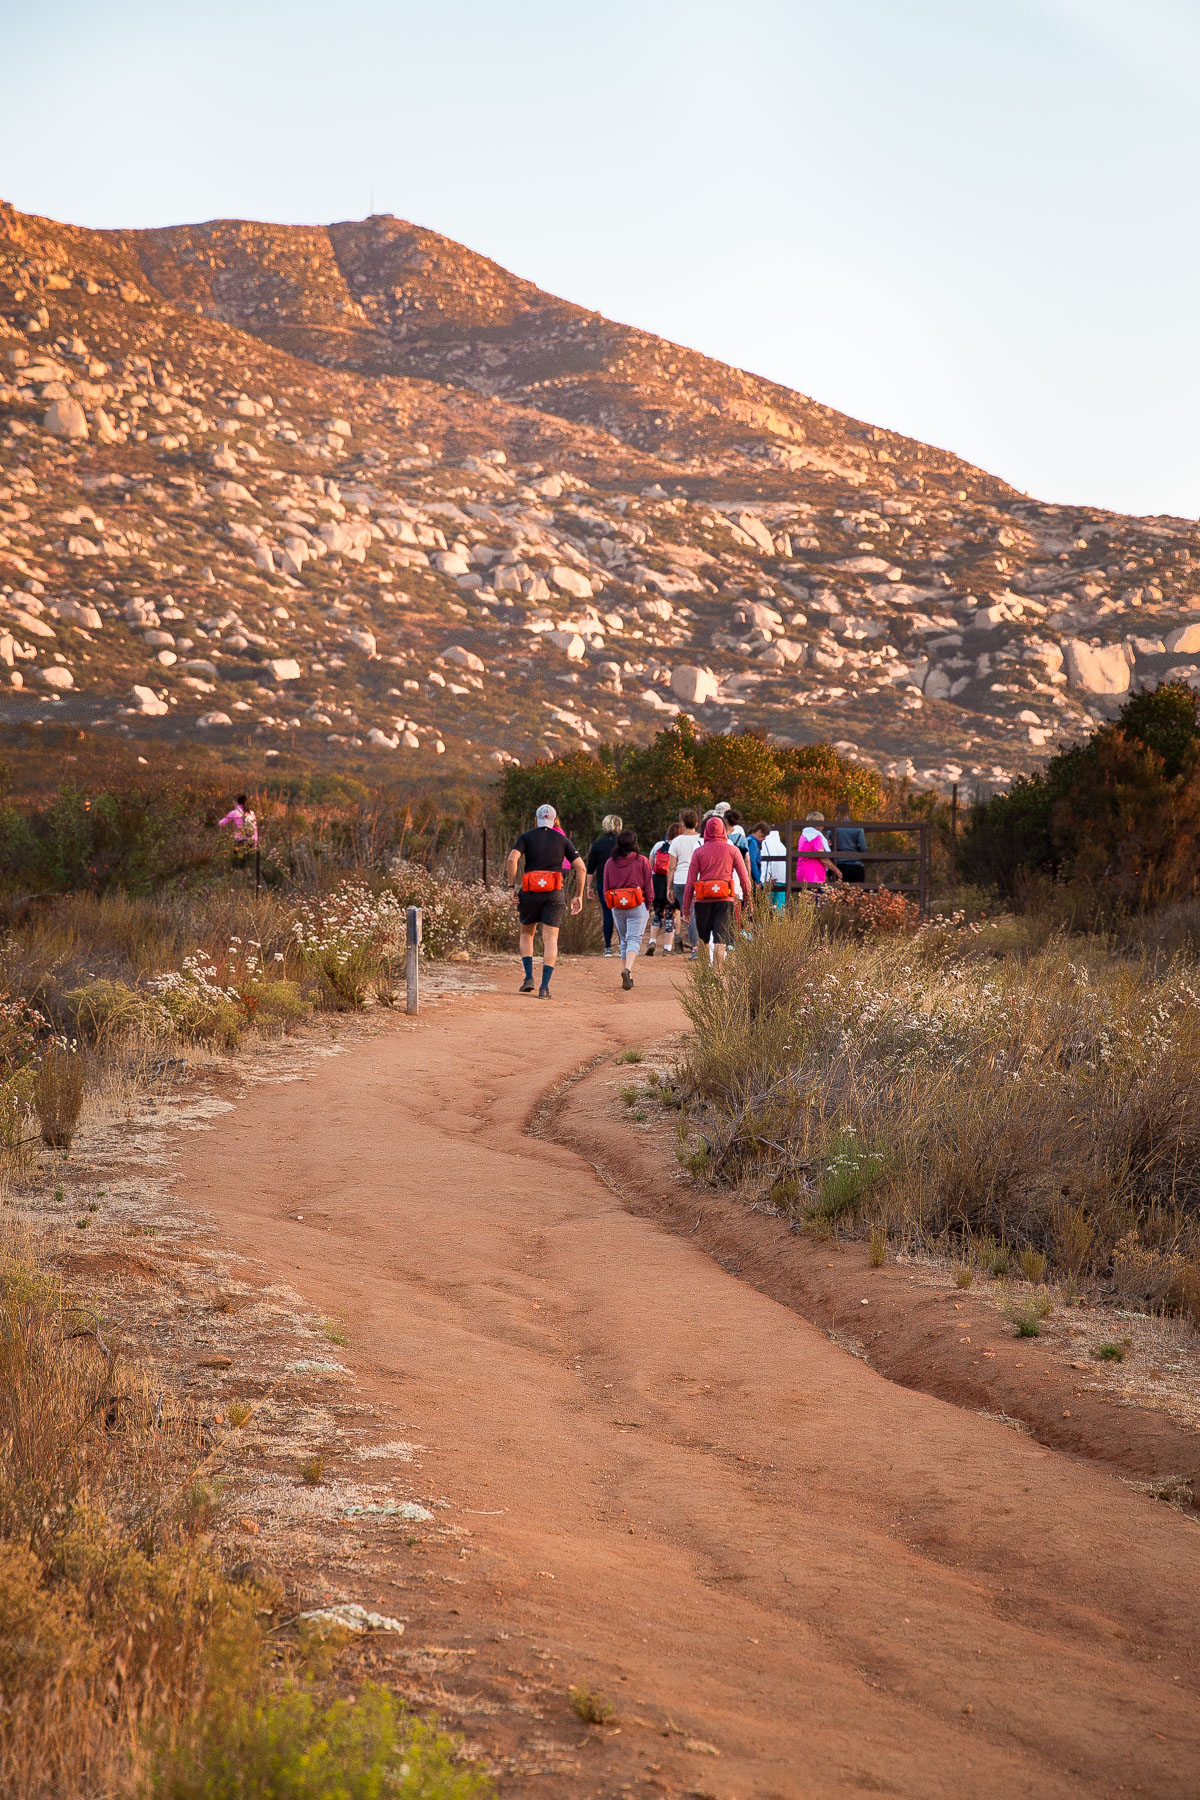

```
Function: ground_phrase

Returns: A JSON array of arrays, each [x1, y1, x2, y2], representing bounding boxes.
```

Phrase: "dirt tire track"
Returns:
[[554, 1048, 1200, 1500]]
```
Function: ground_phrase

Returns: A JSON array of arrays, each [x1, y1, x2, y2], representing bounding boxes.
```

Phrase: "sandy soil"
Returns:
[[171, 956, 1200, 1799]]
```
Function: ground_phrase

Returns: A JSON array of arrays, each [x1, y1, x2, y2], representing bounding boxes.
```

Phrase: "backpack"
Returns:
[[652, 842, 671, 875]]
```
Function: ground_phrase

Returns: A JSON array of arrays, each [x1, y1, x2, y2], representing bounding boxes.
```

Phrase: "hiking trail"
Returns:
[[177, 959, 1200, 1799]]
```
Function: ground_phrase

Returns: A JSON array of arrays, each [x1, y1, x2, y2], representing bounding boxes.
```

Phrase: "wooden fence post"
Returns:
[[950, 783, 959, 889], [406, 906, 422, 1015]]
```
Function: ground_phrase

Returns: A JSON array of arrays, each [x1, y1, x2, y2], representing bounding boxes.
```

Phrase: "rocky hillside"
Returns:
[[1, 200, 1197, 790]]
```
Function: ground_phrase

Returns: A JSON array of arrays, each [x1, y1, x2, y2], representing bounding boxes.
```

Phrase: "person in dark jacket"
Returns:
[[833, 801, 868, 883], [586, 813, 622, 955]]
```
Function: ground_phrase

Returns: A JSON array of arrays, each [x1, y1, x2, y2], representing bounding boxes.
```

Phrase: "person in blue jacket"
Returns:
[[746, 822, 767, 887]]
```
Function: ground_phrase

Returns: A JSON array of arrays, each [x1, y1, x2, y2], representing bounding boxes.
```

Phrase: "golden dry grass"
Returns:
[[677, 905, 1200, 1322]]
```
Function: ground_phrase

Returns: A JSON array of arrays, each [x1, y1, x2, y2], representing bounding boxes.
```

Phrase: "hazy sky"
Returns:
[[4, 0, 1197, 519]]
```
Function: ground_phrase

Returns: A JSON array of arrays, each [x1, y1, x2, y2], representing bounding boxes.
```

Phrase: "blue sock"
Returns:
[[540, 964, 554, 991], [522, 956, 533, 981]]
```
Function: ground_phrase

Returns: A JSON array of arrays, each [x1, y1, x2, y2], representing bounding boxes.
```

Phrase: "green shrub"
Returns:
[[498, 719, 882, 845], [808, 1130, 887, 1223], [1002, 1292, 1053, 1338], [962, 681, 1200, 909], [245, 979, 310, 1032], [568, 1684, 614, 1726], [152, 1682, 489, 1800], [66, 979, 156, 1041]]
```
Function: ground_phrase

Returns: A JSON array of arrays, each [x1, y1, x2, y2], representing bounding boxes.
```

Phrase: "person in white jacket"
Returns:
[[760, 828, 788, 909]]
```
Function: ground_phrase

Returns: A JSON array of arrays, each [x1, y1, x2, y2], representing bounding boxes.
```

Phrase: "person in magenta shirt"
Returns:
[[218, 793, 258, 849], [601, 828, 654, 990], [681, 817, 753, 969], [795, 812, 843, 888]]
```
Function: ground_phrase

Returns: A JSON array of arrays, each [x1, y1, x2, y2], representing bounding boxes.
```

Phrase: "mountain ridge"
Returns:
[[0, 198, 1196, 789]]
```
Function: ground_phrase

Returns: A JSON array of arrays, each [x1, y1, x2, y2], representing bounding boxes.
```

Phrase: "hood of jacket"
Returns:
[[702, 817, 727, 842]]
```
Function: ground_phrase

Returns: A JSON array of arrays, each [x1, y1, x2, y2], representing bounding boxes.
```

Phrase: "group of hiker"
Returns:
[[505, 801, 870, 998]]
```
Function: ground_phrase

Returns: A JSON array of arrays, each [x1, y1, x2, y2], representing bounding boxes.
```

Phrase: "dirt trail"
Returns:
[[177, 960, 1200, 1799]]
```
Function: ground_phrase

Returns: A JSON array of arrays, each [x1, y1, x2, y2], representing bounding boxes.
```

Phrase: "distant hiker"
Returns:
[[506, 803, 586, 998], [795, 812, 844, 891], [646, 821, 680, 956], [586, 814, 623, 958], [833, 801, 868, 884], [667, 809, 703, 959], [602, 828, 654, 990], [746, 822, 768, 888], [681, 816, 752, 970], [219, 793, 258, 857], [724, 811, 750, 932], [759, 826, 788, 909]]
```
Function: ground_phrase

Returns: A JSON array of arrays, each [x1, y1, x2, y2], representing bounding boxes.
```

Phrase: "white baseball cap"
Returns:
[[535, 803, 557, 826]]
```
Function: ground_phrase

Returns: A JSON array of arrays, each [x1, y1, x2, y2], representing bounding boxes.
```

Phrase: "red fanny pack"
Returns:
[[605, 886, 643, 910], [522, 869, 563, 893], [695, 878, 735, 901]]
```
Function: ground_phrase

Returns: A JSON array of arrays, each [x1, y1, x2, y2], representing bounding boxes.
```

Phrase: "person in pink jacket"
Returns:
[[218, 793, 258, 849], [681, 817, 753, 969]]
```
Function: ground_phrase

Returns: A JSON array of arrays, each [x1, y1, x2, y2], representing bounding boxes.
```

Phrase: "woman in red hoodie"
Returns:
[[602, 828, 654, 990], [681, 816, 753, 969]]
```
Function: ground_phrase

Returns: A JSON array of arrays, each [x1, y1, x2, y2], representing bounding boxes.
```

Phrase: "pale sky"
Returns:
[[3, 0, 1197, 519]]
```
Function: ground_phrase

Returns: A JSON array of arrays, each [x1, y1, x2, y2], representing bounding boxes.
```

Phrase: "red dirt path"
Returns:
[[176, 959, 1200, 1799]]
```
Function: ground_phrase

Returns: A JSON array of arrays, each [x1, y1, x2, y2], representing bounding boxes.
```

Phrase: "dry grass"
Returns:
[[0, 1221, 491, 1798], [32, 1047, 85, 1151], [0, 1224, 260, 1796], [0, 870, 524, 1197], [676, 905, 1200, 1322]]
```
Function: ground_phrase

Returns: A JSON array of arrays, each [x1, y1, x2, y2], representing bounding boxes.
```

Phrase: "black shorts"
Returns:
[[692, 899, 736, 944], [518, 889, 566, 928]]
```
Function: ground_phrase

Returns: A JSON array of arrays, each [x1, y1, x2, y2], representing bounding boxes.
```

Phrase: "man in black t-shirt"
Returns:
[[504, 803, 587, 997]]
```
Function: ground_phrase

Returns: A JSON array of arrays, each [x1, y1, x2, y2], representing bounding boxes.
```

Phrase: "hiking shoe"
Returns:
[[603, 946, 615, 957], [519, 978, 535, 994], [621, 969, 634, 990], [538, 987, 553, 999], [645, 942, 656, 957]]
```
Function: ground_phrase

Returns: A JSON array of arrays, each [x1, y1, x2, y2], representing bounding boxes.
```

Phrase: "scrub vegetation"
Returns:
[[673, 903, 1200, 1326], [0, 1231, 488, 1798]]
